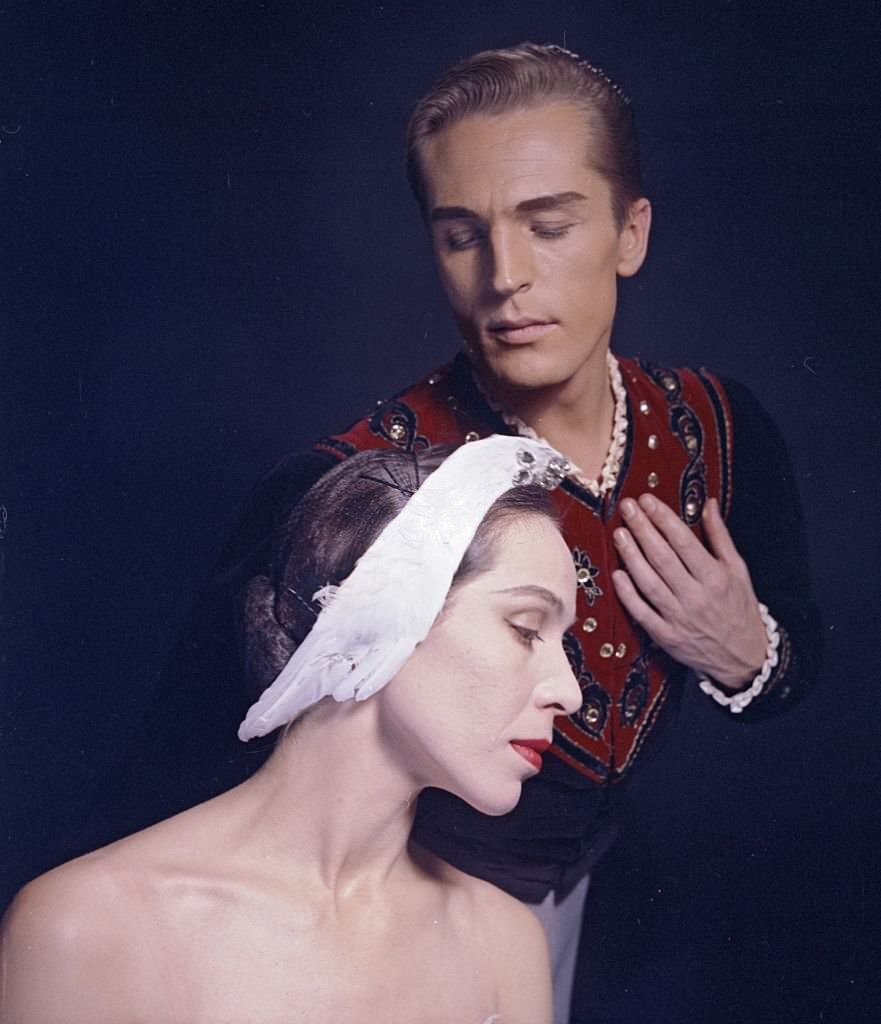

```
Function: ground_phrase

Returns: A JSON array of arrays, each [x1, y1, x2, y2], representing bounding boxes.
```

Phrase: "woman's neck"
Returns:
[[219, 700, 420, 898]]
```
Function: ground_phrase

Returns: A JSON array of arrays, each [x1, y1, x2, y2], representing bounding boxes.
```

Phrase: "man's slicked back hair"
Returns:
[[406, 42, 643, 228]]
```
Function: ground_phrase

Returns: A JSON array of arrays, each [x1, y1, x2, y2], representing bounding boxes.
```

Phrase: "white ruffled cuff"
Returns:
[[698, 603, 780, 714]]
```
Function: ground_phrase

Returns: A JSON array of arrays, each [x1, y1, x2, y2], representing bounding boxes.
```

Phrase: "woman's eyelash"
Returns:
[[509, 623, 545, 646]]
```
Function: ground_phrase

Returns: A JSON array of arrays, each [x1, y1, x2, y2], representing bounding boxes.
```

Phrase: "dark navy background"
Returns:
[[3, 2, 879, 1021]]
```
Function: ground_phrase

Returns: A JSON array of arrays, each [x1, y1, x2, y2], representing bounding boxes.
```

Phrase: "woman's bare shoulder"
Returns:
[[459, 871, 549, 959], [6, 803, 203, 921], [470, 880, 551, 1024], [415, 852, 552, 1024], [5, 850, 143, 936], [424, 855, 540, 934], [0, 800, 231, 1022], [1, 855, 151, 1023]]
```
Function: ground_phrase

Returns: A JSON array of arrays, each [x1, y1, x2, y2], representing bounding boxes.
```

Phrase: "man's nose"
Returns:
[[488, 225, 533, 297]]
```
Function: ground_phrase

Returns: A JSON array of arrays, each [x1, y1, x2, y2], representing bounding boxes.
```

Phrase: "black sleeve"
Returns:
[[77, 449, 339, 848], [711, 376, 822, 718]]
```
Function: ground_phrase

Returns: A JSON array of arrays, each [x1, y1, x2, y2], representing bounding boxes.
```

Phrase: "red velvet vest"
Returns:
[[315, 354, 733, 786]]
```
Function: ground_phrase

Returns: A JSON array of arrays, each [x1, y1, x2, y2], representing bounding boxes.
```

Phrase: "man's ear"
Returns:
[[242, 576, 296, 699], [616, 197, 652, 278]]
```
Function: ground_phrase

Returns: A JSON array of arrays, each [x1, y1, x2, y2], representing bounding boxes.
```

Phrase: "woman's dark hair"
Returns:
[[406, 42, 643, 229], [241, 445, 557, 700]]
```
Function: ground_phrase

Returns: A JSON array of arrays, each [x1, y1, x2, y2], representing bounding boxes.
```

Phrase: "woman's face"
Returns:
[[379, 513, 581, 816]]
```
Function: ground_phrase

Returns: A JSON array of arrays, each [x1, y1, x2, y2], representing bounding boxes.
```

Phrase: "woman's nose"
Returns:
[[538, 644, 582, 716], [556, 666, 583, 716]]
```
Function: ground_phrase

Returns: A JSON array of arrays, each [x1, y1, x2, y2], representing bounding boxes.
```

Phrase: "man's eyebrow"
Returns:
[[430, 205, 479, 223], [492, 584, 566, 614], [430, 192, 588, 224], [515, 191, 588, 214]]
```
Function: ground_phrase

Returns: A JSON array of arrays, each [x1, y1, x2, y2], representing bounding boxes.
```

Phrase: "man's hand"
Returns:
[[611, 495, 766, 690]]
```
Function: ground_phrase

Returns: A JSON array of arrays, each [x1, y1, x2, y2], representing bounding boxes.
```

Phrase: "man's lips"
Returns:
[[486, 319, 556, 345], [510, 738, 551, 771]]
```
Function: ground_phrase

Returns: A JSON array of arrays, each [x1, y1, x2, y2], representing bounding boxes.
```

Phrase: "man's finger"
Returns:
[[619, 498, 693, 592], [611, 569, 670, 642], [702, 498, 741, 565], [613, 526, 679, 614], [634, 493, 717, 581]]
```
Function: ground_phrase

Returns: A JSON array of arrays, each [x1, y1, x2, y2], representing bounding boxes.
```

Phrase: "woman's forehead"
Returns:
[[467, 516, 575, 609]]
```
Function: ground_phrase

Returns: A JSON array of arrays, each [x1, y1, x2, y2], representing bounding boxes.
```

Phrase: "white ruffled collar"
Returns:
[[470, 349, 628, 498]]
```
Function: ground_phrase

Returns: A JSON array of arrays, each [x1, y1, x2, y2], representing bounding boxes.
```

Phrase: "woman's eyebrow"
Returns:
[[492, 584, 565, 614]]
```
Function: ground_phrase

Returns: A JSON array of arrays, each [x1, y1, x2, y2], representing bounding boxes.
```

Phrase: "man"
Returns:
[[85, 43, 819, 1021]]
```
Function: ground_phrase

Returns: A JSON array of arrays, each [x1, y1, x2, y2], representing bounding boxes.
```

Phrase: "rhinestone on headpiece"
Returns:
[[512, 448, 570, 489], [541, 455, 571, 489]]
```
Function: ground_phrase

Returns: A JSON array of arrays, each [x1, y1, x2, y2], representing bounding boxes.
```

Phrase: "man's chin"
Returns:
[[476, 350, 573, 397]]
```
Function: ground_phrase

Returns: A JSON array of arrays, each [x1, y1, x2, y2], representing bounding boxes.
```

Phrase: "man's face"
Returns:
[[421, 102, 649, 395]]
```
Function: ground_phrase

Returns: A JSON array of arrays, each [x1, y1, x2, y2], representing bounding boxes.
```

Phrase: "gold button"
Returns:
[[663, 376, 677, 392], [639, 400, 650, 414], [684, 500, 699, 519], [576, 567, 591, 584], [685, 435, 699, 452], [648, 472, 659, 488], [584, 706, 601, 725], [389, 422, 406, 441], [582, 617, 597, 633], [464, 431, 480, 442], [648, 434, 659, 450], [600, 642, 614, 658], [615, 643, 627, 658]]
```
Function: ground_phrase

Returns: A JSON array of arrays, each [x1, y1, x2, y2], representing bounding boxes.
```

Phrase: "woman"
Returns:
[[1, 437, 581, 1024]]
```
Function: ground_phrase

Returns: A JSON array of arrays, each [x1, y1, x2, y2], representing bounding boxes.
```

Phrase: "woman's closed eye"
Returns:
[[508, 622, 545, 647]]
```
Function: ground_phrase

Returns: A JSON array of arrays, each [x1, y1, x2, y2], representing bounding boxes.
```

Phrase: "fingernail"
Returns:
[[621, 499, 636, 519], [614, 528, 629, 547], [639, 494, 657, 513]]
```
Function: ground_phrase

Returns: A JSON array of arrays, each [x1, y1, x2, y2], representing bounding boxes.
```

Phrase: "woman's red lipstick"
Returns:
[[510, 738, 551, 771]]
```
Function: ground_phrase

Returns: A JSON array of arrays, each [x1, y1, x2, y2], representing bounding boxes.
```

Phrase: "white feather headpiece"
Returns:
[[237, 435, 570, 740]]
